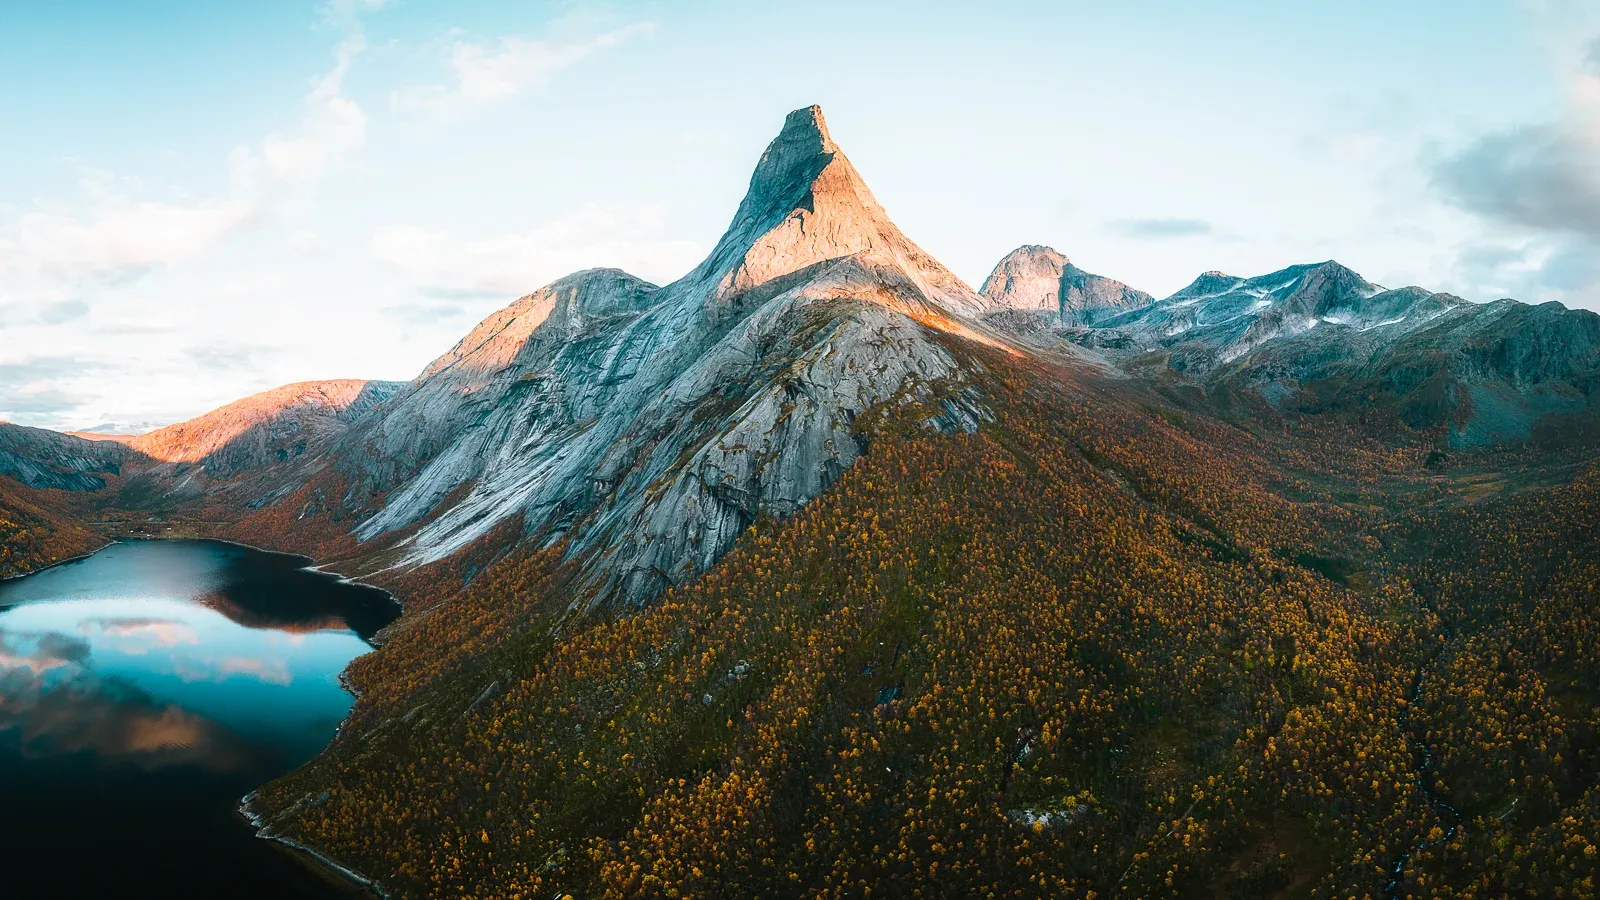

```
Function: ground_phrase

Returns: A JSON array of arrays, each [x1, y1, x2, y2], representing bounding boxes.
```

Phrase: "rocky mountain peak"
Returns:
[[1169, 271, 1244, 300], [1280, 260, 1381, 315], [734, 104, 843, 229], [980, 244, 1151, 324], [683, 105, 984, 317], [980, 245, 1073, 312], [418, 268, 658, 383]]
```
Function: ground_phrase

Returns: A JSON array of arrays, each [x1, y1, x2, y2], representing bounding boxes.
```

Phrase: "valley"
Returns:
[[3, 105, 1600, 899]]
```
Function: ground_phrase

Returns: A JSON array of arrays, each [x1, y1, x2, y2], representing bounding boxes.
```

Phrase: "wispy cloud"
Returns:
[[392, 23, 654, 122], [1108, 217, 1218, 240], [228, 36, 369, 195], [1432, 29, 1600, 305], [184, 341, 285, 374], [0, 356, 108, 383], [0, 357, 112, 423], [0, 37, 370, 305]]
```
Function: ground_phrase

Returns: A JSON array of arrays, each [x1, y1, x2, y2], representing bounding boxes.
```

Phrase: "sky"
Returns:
[[2, 0, 1599, 432]]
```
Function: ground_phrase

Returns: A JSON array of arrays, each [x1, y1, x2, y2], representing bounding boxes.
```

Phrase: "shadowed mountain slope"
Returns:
[[0, 423, 128, 491]]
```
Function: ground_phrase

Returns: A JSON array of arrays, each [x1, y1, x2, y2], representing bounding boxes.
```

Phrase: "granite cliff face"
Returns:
[[979, 244, 1152, 325], [328, 106, 997, 606]]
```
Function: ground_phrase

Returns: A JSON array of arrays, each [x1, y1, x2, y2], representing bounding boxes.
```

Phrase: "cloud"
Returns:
[[37, 299, 90, 324], [214, 655, 292, 685], [0, 670, 259, 771], [81, 618, 201, 652], [184, 341, 284, 374], [0, 37, 369, 304], [1433, 122, 1600, 238], [228, 36, 368, 193], [0, 630, 90, 675], [370, 203, 699, 298], [0, 355, 107, 383], [1446, 236, 1600, 307], [1108, 217, 1218, 239], [0, 388, 85, 418], [0, 356, 111, 422], [0, 628, 266, 769], [1431, 31, 1600, 307], [392, 23, 653, 121], [0, 199, 253, 289]]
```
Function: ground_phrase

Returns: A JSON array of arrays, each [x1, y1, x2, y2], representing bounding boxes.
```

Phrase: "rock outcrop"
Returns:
[[979, 245, 1152, 324], [330, 105, 998, 607]]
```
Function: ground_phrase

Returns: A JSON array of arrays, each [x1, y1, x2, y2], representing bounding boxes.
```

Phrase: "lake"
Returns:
[[0, 539, 398, 898]]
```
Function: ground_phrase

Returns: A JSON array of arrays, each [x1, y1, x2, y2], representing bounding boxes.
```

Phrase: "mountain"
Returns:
[[0, 471, 104, 576], [1091, 260, 1412, 367], [126, 379, 403, 481], [0, 422, 127, 491], [970, 255, 1600, 446], [9, 104, 1600, 900], [979, 244, 1152, 325], [315, 105, 999, 607]]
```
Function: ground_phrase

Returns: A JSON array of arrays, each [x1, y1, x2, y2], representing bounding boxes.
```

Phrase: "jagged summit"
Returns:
[[677, 104, 985, 319], [330, 105, 995, 605], [979, 244, 1152, 324], [981, 245, 1073, 311]]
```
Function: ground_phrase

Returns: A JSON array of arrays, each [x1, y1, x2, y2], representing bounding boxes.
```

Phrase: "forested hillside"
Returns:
[[0, 476, 104, 578], [5, 102, 1600, 900], [241, 339, 1581, 899]]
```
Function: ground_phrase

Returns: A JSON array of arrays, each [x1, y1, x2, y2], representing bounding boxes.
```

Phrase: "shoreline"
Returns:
[[0, 538, 117, 583], [239, 794, 390, 899], [5, 534, 398, 898], [214, 534, 398, 899]]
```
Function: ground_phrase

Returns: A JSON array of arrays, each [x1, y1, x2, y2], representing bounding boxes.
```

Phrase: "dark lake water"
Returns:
[[0, 539, 398, 898]]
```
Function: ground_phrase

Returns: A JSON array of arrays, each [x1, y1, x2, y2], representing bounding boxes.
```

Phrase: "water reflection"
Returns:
[[0, 539, 397, 898]]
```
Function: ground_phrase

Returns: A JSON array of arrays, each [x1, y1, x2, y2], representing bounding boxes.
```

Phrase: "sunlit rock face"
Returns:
[[334, 105, 997, 608], [979, 245, 1152, 325], [128, 380, 404, 479]]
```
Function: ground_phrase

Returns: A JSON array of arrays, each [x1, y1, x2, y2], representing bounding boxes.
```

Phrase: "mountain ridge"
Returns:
[[304, 104, 1004, 607], [5, 103, 1600, 900]]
